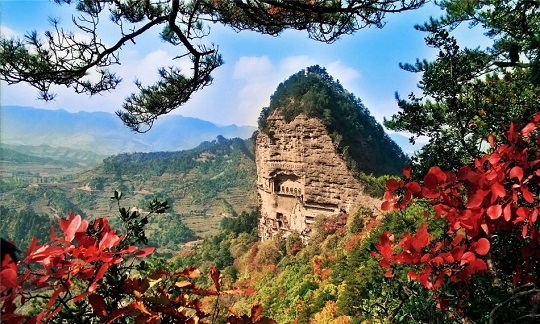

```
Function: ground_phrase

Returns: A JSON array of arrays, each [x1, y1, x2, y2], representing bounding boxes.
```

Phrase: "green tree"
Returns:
[[0, 0, 425, 131], [385, 0, 540, 177]]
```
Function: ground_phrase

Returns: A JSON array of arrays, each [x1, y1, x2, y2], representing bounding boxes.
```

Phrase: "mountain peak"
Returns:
[[258, 66, 408, 176]]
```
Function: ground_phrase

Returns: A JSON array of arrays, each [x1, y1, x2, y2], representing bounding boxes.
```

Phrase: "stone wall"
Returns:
[[256, 112, 380, 241]]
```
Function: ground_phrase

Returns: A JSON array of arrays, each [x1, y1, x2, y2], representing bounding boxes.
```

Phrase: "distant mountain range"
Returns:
[[1, 105, 418, 158], [1, 106, 257, 156]]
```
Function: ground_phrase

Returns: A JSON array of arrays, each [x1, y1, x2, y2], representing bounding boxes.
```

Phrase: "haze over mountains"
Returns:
[[1, 106, 257, 156], [1, 105, 417, 158]]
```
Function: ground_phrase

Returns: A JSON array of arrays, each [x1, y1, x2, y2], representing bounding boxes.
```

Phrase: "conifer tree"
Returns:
[[0, 0, 425, 132], [385, 0, 540, 177]]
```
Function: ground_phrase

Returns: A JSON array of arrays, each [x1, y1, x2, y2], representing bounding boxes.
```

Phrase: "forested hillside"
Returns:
[[0, 136, 257, 252]]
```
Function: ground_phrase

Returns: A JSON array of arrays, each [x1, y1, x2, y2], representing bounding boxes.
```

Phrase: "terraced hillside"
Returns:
[[0, 136, 257, 247]]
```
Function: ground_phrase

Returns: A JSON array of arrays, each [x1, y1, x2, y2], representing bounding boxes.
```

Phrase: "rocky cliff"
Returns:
[[256, 112, 381, 240], [256, 66, 408, 241]]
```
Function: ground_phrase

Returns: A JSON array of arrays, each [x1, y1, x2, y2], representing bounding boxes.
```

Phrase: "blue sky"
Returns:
[[0, 1, 490, 131]]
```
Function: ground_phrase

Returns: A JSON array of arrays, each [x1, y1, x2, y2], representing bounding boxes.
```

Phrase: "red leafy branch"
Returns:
[[1, 213, 153, 322], [1, 213, 265, 323], [372, 113, 540, 303]]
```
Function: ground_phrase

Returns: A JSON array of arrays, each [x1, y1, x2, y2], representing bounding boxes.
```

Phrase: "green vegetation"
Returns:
[[0, 206, 55, 250], [1, 147, 77, 167], [2, 143, 107, 169], [2, 2, 539, 323], [0, 136, 257, 253], [259, 65, 409, 177], [97, 137, 257, 222], [147, 213, 198, 250], [384, 0, 540, 178]]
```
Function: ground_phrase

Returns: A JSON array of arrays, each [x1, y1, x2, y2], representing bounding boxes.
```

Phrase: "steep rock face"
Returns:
[[256, 112, 380, 240]]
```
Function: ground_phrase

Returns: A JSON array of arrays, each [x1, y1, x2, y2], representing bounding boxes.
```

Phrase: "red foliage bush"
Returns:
[[1, 213, 274, 323], [372, 113, 540, 304]]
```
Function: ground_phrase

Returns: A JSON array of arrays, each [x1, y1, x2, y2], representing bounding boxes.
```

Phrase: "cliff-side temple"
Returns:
[[255, 66, 408, 241], [256, 112, 380, 241]]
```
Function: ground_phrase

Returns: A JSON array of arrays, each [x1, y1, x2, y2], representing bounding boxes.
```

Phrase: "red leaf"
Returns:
[[379, 259, 391, 269], [468, 259, 488, 273], [509, 166, 524, 181], [376, 231, 395, 259], [460, 251, 476, 265], [503, 204, 512, 222], [72, 292, 89, 304], [423, 173, 439, 191], [516, 207, 529, 223], [47, 287, 64, 309], [530, 208, 538, 224], [99, 231, 121, 251], [487, 133, 496, 148], [488, 153, 501, 165], [386, 178, 400, 192], [508, 122, 518, 142], [487, 205, 502, 220], [521, 186, 534, 203], [381, 200, 392, 211], [420, 253, 431, 263], [60, 214, 82, 243], [466, 194, 484, 209], [134, 247, 155, 258], [403, 165, 411, 179], [211, 266, 221, 292], [491, 182, 506, 198], [474, 238, 490, 256], [466, 170, 479, 183], [0, 268, 18, 289], [451, 235, 464, 247], [26, 236, 37, 257], [521, 122, 537, 136], [411, 223, 430, 253], [89, 264, 109, 293], [45, 306, 63, 322], [405, 181, 422, 195], [50, 226, 56, 242]]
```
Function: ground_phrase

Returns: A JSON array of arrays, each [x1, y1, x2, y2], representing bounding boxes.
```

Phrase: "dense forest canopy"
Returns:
[[259, 65, 409, 176]]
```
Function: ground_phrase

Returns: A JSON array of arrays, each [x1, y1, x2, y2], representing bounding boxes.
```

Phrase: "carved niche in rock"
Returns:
[[256, 112, 380, 241]]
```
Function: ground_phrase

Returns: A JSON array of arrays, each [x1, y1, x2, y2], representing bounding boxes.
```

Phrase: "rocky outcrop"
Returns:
[[256, 111, 381, 241]]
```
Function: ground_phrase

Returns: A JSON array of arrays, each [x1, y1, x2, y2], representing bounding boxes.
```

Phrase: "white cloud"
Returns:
[[118, 49, 179, 86], [233, 56, 273, 80], [0, 25, 17, 38], [279, 55, 316, 75], [326, 61, 361, 85]]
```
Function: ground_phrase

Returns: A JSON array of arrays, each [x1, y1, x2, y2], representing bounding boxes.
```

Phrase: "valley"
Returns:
[[0, 136, 258, 252]]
